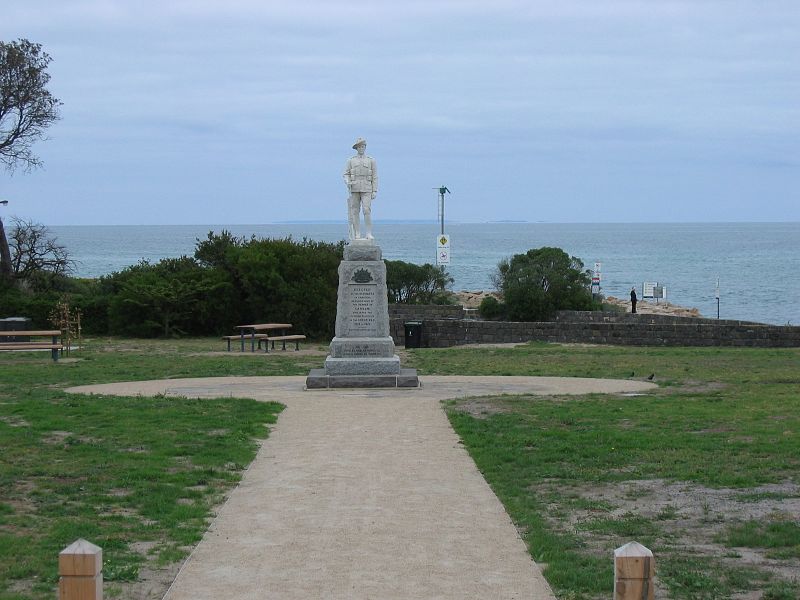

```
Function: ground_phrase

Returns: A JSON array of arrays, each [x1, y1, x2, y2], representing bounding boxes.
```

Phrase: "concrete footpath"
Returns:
[[68, 376, 655, 600]]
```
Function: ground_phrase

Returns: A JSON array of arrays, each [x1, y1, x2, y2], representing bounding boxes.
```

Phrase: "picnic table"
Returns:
[[0, 330, 64, 361], [234, 323, 292, 352]]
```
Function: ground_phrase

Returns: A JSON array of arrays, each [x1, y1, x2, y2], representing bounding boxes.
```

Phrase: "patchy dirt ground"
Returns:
[[107, 562, 183, 600], [532, 478, 800, 599]]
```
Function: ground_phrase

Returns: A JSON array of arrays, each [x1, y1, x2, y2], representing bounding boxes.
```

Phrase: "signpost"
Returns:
[[592, 262, 601, 296], [643, 282, 667, 303], [715, 277, 720, 319], [436, 234, 451, 266]]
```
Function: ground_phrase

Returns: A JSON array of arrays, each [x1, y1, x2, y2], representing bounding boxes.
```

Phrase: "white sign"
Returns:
[[643, 282, 667, 301], [594, 262, 602, 280], [436, 234, 451, 266]]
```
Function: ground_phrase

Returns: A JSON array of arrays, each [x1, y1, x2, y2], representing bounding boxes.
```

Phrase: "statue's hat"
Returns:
[[352, 137, 367, 149]]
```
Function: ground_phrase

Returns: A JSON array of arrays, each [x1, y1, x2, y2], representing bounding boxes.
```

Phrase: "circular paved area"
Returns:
[[68, 376, 655, 600]]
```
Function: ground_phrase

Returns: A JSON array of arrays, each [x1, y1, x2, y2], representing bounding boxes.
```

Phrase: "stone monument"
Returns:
[[306, 139, 419, 389]]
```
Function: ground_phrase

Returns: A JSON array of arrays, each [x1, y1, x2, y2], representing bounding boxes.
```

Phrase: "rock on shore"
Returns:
[[603, 296, 702, 318], [452, 290, 702, 318]]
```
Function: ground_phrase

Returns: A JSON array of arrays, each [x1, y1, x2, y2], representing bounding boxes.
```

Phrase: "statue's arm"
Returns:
[[371, 158, 378, 197], [343, 159, 351, 189]]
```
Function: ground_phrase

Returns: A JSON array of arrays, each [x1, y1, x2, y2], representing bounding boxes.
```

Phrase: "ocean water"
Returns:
[[49, 222, 800, 326]]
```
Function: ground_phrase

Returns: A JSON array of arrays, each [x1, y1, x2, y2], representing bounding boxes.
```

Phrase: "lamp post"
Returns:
[[435, 186, 450, 235]]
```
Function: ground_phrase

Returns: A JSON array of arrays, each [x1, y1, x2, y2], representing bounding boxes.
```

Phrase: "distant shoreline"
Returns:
[[453, 291, 703, 319]]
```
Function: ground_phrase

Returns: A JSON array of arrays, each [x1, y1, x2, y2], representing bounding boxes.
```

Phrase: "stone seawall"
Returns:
[[389, 304, 466, 321], [389, 305, 800, 348]]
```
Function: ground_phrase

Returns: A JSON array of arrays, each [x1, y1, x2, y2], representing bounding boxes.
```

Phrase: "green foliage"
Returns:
[[719, 519, 800, 558], [385, 259, 453, 304], [0, 277, 108, 333], [4, 232, 345, 339], [492, 247, 596, 321], [195, 231, 344, 339], [106, 257, 231, 337], [478, 295, 506, 320]]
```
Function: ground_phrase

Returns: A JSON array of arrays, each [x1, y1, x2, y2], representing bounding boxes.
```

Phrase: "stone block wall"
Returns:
[[389, 306, 800, 348], [389, 304, 466, 321]]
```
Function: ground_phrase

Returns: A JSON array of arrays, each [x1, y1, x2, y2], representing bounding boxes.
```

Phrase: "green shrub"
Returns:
[[195, 232, 344, 340], [106, 257, 231, 337], [386, 260, 453, 304], [494, 247, 596, 321], [478, 295, 507, 320]]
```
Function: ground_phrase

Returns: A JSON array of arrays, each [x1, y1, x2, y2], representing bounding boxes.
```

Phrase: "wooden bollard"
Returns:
[[614, 541, 654, 600], [59, 539, 102, 600]]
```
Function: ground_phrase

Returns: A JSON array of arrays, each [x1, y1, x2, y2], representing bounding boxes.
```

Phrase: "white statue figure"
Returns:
[[343, 137, 378, 240]]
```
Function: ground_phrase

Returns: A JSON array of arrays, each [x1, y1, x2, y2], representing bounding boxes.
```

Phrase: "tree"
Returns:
[[0, 215, 11, 279], [0, 39, 61, 279], [492, 247, 595, 321], [385, 260, 453, 304], [1, 39, 61, 172], [195, 232, 345, 338], [108, 258, 229, 337], [8, 217, 72, 279]]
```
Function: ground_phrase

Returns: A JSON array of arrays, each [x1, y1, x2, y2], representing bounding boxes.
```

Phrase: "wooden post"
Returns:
[[614, 541, 654, 600], [59, 539, 102, 600]]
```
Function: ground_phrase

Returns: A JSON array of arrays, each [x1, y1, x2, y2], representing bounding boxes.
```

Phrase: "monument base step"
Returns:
[[305, 369, 420, 389], [324, 355, 401, 375]]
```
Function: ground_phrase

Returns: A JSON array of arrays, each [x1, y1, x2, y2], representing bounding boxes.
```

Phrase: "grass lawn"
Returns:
[[2, 338, 798, 599], [0, 338, 318, 600], [406, 343, 800, 599]]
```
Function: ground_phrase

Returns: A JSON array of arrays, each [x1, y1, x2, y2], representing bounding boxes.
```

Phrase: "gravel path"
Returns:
[[68, 376, 655, 599]]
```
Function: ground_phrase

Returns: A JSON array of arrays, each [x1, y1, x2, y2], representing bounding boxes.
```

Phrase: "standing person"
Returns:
[[343, 137, 378, 240], [630, 287, 638, 313]]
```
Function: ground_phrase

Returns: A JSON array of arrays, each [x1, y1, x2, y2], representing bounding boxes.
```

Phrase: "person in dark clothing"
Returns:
[[630, 287, 638, 313]]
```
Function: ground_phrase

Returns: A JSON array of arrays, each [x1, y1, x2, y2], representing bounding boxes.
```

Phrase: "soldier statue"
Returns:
[[343, 137, 378, 240]]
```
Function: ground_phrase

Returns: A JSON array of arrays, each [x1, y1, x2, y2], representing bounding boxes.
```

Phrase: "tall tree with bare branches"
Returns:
[[0, 39, 61, 172], [0, 38, 61, 279]]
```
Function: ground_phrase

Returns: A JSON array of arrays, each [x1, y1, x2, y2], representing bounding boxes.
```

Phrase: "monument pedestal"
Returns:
[[306, 240, 419, 389]]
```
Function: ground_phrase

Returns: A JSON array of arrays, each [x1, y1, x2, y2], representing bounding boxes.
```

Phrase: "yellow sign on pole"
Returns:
[[436, 234, 451, 265]]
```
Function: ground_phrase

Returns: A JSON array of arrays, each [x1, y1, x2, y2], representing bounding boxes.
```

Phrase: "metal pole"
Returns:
[[440, 190, 445, 235]]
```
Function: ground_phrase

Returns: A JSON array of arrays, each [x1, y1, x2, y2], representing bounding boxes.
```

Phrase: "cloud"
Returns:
[[1, 0, 798, 224]]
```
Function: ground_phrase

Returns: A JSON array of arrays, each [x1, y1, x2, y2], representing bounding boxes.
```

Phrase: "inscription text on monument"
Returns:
[[348, 284, 378, 335], [340, 344, 384, 358]]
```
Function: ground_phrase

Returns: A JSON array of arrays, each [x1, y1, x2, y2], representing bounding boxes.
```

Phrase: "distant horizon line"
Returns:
[[46, 219, 800, 227]]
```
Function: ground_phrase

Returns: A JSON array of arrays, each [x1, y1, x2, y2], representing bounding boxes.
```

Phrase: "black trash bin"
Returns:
[[404, 321, 423, 349], [0, 317, 31, 342]]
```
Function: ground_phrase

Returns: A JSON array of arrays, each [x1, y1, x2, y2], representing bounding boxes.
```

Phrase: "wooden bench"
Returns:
[[222, 334, 269, 352], [0, 330, 64, 361], [261, 335, 306, 352], [226, 323, 294, 352]]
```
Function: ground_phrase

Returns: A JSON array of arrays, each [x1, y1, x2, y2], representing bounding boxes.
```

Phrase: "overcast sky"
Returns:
[[2, 1, 798, 225]]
